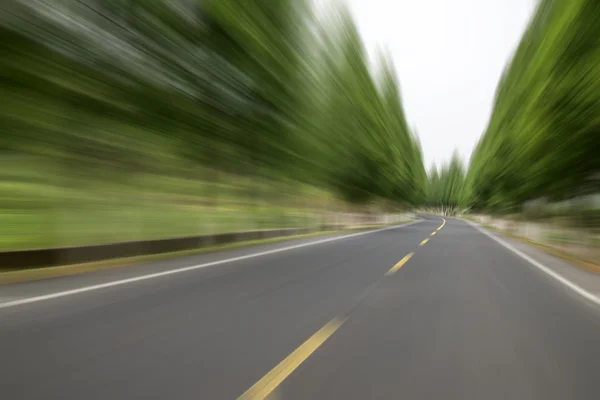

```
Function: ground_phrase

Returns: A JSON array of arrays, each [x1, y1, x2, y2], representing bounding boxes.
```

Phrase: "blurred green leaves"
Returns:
[[466, 0, 600, 212], [0, 0, 428, 249], [424, 153, 467, 215], [0, 0, 426, 204]]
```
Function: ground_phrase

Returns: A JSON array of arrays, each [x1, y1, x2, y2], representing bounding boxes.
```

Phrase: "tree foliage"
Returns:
[[1, 0, 426, 208], [467, 0, 600, 212], [424, 153, 467, 215]]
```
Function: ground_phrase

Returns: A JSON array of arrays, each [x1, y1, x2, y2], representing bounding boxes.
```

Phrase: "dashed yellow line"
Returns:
[[386, 252, 414, 276], [430, 231, 437, 236], [238, 318, 345, 400], [239, 215, 448, 400], [436, 218, 446, 231]]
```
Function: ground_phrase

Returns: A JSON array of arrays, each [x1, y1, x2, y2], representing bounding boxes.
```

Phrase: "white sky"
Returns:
[[319, 0, 536, 169]]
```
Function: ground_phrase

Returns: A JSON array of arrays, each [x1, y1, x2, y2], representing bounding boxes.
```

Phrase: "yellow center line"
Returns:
[[385, 252, 414, 276], [436, 218, 446, 231], [238, 318, 345, 400], [239, 217, 447, 399], [430, 231, 437, 236]]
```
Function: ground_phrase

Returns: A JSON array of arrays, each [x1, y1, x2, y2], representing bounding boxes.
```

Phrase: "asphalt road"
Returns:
[[2, 216, 600, 399]]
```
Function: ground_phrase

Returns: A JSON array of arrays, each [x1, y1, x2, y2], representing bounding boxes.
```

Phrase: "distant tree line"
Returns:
[[424, 153, 467, 216]]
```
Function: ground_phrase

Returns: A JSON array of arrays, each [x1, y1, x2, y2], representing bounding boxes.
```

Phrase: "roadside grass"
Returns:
[[0, 204, 315, 250], [0, 157, 339, 250]]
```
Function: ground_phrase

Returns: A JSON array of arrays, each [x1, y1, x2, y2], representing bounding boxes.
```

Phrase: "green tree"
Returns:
[[467, 0, 600, 213]]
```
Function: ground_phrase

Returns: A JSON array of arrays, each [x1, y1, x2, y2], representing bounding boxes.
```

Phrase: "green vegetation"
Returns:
[[2, 0, 598, 250], [417, 0, 600, 221], [0, 0, 426, 250], [423, 153, 468, 216], [466, 0, 600, 215]]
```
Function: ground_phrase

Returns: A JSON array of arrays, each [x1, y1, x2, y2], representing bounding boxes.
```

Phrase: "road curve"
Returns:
[[2, 216, 600, 399]]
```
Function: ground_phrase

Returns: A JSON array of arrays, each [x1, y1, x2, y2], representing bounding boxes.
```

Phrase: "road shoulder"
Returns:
[[466, 219, 600, 306]]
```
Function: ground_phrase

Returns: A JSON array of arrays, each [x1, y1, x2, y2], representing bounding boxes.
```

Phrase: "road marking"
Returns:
[[238, 317, 345, 400], [419, 238, 429, 246], [430, 231, 437, 236], [386, 252, 414, 276], [466, 220, 600, 307], [0, 221, 423, 310], [436, 218, 446, 231]]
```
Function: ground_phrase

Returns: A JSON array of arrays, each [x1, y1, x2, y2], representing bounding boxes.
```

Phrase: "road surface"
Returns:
[[2, 216, 600, 399]]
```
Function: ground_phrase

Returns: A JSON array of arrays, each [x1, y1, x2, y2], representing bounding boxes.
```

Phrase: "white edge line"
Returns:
[[465, 220, 600, 307], [0, 220, 423, 310]]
